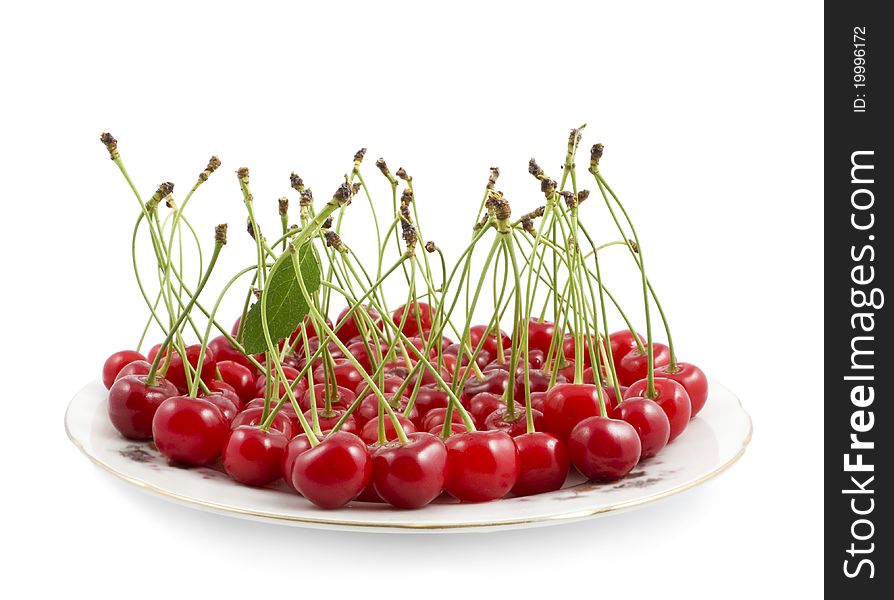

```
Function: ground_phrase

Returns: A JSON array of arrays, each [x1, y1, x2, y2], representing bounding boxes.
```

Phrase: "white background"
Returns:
[[1, 2, 823, 598]]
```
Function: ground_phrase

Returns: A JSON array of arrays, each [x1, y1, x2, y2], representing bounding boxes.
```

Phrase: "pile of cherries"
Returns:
[[104, 303, 707, 509], [98, 127, 708, 510]]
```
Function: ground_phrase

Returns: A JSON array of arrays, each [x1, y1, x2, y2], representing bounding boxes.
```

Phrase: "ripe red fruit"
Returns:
[[392, 302, 433, 337], [313, 358, 365, 391], [200, 392, 238, 423], [467, 392, 506, 427], [216, 360, 256, 402], [208, 335, 255, 372], [291, 432, 372, 509], [230, 406, 294, 439], [281, 434, 313, 492], [655, 362, 708, 417], [525, 319, 556, 355], [609, 330, 645, 370], [152, 395, 229, 466], [568, 417, 641, 481], [102, 350, 147, 389], [611, 397, 671, 459], [355, 393, 417, 428], [484, 406, 544, 437], [115, 360, 152, 382], [422, 407, 465, 431], [359, 414, 417, 445], [542, 383, 605, 441], [444, 431, 519, 502], [303, 407, 358, 435], [624, 378, 692, 442], [412, 387, 450, 417], [371, 433, 448, 508], [255, 366, 304, 399], [469, 325, 511, 357], [616, 343, 671, 386], [300, 384, 356, 411], [512, 432, 570, 496], [108, 375, 177, 440], [461, 369, 510, 402], [335, 304, 383, 343], [222, 426, 289, 486]]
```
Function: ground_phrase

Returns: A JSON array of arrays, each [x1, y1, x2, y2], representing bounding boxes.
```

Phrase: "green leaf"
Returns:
[[241, 245, 321, 354]]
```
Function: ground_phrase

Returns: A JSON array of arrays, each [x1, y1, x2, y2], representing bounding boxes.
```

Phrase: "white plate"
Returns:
[[65, 379, 751, 532]]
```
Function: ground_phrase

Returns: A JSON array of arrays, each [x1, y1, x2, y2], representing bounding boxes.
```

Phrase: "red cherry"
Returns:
[[524, 319, 556, 355], [609, 330, 645, 371], [291, 432, 372, 509], [280, 434, 313, 492], [288, 316, 333, 347], [152, 395, 229, 466], [422, 407, 464, 431], [655, 362, 708, 417], [616, 343, 671, 386], [201, 392, 239, 423], [102, 350, 146, 389], [562, 334, 599, 371], [514, 369, 564, 401], [255, 366, 304, 399], [300, 384, 356, 411], [429, 423, 466, 436], [392, 302, 433, 336], [335, 304, 383, 343], [115, 359, 152, 382], [467, 392, 506, 427], [611, 397, 670, 459], [568, 416, 641, 481], [303, 407, 358, 435], [205, 380, 242, 408], [601, 385, 626, 412], [314, 358, 365, 391], [345, 341, 390, 374], [231, 406, 294, 439], [624, 378, 692, 441], [354, 374, 405, 397], [412, 387, 450, 417], [371, 432, 448, 508], [355, 393, 416, 428], [108, 375, 177, 440], [149, 344, 217, 394], [542, 383, 605, 441], [530, 391, 547, 414], [484, 406, 543, 437], [461, 369, 509, 402], [216, 360, 256, 402], [469, 325, 511, 357], [444, 430, 518, 502], [512, 432, 570, 496], [359, 414, 417, 445], [208, 335, 254, 372], [222, 426, 289, 486]]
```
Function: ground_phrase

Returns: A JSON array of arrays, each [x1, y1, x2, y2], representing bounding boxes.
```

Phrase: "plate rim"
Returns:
[[65, 380, 752, 531]]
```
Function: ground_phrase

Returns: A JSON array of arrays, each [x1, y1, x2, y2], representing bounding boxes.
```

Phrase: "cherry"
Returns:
[[601, 385, 626, 412], [524, 319, 556, 355], [512, 432, 570, 496], [392, 302, 433, 337], [291, 432, 372, 509], [255, 366, 304, 399], [346, 341, 389, 374], [461, 369, 509, 402], [102, 350, 146, 389], [562, 334, 599, 371], [334, 305, 382, 343], [115, 359, 152, 382], [444, 431, 518, 502], [288, 316, 333, 346], [412, 387, 450, 417], [469, 324, 511, 357], [542, 383, 604, 441], [355, 393, 416, 428], [527, 348, 546, 370], [655, 362, 708, 417], [371, 433, 448, 508], [611, 397, 670, 459], [422, 407, 465, 431], [609, 330, 645, 371], [444, 344, 494, 370], [355, 374, 406, 397], [530, 391, 547, 414], [568, 417, 641, 481], [359, 414, 417, 445], [206, 380, 242, 407], [149, 344, 217, 394], [624, 378, 692, 442], [152, 395, 229, 466], [300, 384, 356, 411], [303, 407, 358, 435], [485, 406, 544, 437], [280, 434, 313, 492], [231, 406, 294, 439], [222, 426, 289, 486], [216, 360, 256, 402], [108, 375, 177, 440], [467, 392, 507, 427], [314, 358, 365, 391], [208, 335, 255, 372], [201, 392, 239, 423], [616, 343, 671, 386], [514, 369, 564, 401], [429, 422, 466, 437]]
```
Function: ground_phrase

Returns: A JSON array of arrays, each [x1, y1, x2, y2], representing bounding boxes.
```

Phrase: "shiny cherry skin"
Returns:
[[102, 350, 147, 389], [335, 304, 383, 343], [624, 378, 692, 441], [512, 432, 570, 496], [280, 434, 313, 491], [371, 432, 448, 508], [201, 392, 238, 423], [485, 406, 543, 437], [616, 343, 671, 386], [108, 375, 177, 440], [568, 416, 642, 481], [115, 359, 152, 382], [469, 325, 511, 357], [303, 407, 358, 435], [655, 362, 708, 417], [222, 426, 289, 486], [514, 368, 564, 401], [355, 374, 406, 398], [216, 360, 256, 402], [392, 302, 433, 337], [313, 358, 365, 391], [562, 334, 599, 371], [208, 335, 255, 372], [149, 344, 217, 394], [206, 380, 242, 408], [467, 392, 507, 427], [422, 407, 464, 431], [430, 423, 466, 436], [461, 369, 510, 402], [290, 431, 372, 509], [444, 430, 518, 502], [231, 406, 294, 438], [255, 365, 303, 399], [611, 397, 671, 459], [530, 391, 547, 414], [542, 383, 603, 441], [345, 341, 390, 374], [355, 393, 416, 428], [609, 330, 645, 371], [413, 387, 450, 417], [524, 319, 556, 355], [359, 414, 417, 445], [152, 395, 229, 466], [300, 384, 355, 411]]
